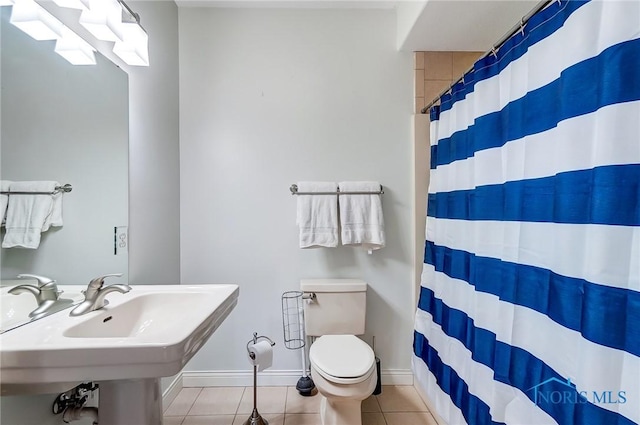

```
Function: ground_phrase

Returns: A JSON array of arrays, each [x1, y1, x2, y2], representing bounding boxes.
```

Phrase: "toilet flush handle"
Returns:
[[302, 292, 316, 303]]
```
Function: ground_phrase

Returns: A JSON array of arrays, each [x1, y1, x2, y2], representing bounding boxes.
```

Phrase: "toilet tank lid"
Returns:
[[300, 279, 366, 292]]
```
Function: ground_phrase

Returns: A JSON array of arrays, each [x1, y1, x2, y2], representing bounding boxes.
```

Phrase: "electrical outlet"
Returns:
[[114, 226, 128, 255]]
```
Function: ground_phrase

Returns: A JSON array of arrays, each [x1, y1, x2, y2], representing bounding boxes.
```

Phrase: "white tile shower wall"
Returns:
[[178, 8, 414, 374], [414, 51, 482, 113]]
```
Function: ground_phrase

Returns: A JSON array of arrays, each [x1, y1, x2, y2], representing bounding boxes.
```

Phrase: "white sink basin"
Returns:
[[0, 284, 239, 396], [64, 292, 217, 339], [1, 284, 85, 333]]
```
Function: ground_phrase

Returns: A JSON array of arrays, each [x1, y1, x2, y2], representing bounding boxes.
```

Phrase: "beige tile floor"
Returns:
[[164, 385, 438, 425]]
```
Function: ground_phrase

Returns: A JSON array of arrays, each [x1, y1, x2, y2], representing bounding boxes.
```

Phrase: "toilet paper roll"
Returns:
[[247, 340, 273, 372]]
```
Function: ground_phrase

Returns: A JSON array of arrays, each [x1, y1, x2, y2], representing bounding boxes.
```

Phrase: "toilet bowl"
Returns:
[[309, 334, 377, 425], [301, 279, 374, 425]]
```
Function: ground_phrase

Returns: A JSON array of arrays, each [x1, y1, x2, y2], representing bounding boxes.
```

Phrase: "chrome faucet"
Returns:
[[70, 273, 131, 317], [9, 274, 67, 318]]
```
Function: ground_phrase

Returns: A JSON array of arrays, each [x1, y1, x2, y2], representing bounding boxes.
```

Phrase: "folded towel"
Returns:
[[338, 181, 385, 252], [296, 181, 339, 248], [2, 181, 64, 249], [0, 180, 12, 227]]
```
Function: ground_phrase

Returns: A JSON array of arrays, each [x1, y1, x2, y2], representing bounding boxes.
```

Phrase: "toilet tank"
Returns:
[[301, 279, 367, 337]]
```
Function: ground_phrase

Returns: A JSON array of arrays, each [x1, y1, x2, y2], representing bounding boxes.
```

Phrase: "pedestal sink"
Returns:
[[0, 284, 239, 425]]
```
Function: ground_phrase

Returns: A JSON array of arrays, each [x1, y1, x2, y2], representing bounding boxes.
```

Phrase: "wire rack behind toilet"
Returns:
[[282, 291, 305, 349], [281, 291, 315, 395]]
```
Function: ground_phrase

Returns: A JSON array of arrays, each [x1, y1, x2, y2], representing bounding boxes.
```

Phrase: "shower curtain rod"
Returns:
[[420, 0, 552, 114]]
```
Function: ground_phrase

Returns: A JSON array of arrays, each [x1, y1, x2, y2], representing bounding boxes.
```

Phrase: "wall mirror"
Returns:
[[0, 6, 129, 332]]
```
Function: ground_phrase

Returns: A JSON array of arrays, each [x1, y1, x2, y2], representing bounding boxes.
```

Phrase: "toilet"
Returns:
[[301, 279, 377, 425]]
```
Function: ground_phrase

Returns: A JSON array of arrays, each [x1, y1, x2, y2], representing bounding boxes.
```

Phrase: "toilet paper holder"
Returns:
[[244, 332, 275, 425], [245, 332, 275, 357]]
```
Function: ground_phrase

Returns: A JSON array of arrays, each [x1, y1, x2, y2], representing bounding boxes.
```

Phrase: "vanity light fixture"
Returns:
[[6, 0, 148, 67], [79, 0, 123, 42], [10, 0, 63, 40], [112, 0, 148, 67], [112, 21, 148, 66], [55, 27, 96, 65]]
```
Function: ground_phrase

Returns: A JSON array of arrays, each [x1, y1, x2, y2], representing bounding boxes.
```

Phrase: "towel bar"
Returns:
[[1, 184, 72, 196], [289, 184, 383, 196]]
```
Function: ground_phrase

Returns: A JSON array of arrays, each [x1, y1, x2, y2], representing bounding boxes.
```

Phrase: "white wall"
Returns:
[[396, 1, 426, 50], [179, 7, 414, 377], [127, 1, 181, 286], [399, 0, 539, 52]]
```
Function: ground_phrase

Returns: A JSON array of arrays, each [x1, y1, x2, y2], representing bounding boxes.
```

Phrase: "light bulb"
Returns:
[[10, 0, 64, 40], [113, 22, 149, 66], [55, 27, 96, 65]]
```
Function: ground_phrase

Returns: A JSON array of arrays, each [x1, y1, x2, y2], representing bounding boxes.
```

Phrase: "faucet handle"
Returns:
[[17, 274, 56, 288], [85, 273, 123, 299], [88, 273, 123, 289], [15, 274, 61, 301]]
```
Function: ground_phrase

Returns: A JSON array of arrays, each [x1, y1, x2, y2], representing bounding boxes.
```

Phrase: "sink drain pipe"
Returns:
[[62, 406, 98, 425], [53, 382, 99, 424]]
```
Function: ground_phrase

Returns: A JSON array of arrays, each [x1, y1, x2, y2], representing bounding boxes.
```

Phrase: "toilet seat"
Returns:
[[310, 335, 376, 385]]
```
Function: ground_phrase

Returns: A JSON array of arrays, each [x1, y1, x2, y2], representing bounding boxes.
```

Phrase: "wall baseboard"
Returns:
[[162, 374, 184, 407], [381, 369, 414, 386], [162, 369, 414, 406], [180, 369, 413, 388]]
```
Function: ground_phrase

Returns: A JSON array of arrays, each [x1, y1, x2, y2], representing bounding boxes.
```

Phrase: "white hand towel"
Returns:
[[2, 181, 64, 249], [0, 180, 12, 227], [296, 181, 339, 248], [43, 188, 64, 231], [338, 181, 385, 252]]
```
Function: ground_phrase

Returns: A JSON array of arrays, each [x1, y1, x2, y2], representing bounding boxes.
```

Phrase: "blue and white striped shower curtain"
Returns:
[[412, 1, 639, 424]]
